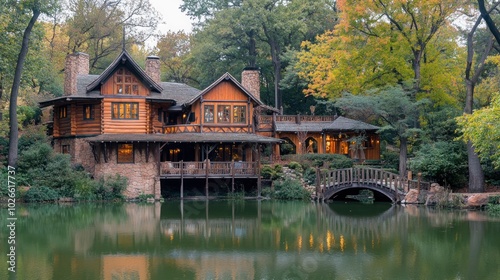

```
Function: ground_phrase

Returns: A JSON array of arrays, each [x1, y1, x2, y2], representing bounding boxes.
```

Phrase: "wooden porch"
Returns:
[[160, 160, 262, 199], [160, 160, 259, 178]]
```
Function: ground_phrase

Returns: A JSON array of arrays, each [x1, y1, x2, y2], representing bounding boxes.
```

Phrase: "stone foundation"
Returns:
[[93, 143, 160, 199], [53, 137, 95, 172]]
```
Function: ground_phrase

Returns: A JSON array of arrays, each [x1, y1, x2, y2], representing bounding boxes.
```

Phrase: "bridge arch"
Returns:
[[325, 185, 396, 203], [319, 167, 406, 203]]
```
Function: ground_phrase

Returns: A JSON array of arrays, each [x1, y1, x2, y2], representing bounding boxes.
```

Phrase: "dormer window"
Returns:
[[115, 68, 139, 95]]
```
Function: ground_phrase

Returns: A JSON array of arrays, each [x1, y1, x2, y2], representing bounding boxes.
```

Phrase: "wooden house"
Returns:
[[40, 51, 380, 199]]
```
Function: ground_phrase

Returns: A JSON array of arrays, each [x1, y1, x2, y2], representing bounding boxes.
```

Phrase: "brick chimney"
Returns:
[[64, 52, 89, 96], [145, 55, 161, 84], [241, 67, 260, 101]]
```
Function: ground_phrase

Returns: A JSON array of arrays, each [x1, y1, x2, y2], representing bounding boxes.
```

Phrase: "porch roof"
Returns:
[[323, 116, 380, 131], [84, 133, 281, 144]]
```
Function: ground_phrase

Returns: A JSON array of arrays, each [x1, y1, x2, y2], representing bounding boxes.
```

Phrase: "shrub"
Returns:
[[24, 186, 59, 202], [286, 161, 303, 172], [261, 164, 283, 180], [274, 178, 310, 200], [95, 174, 128, 200], [303, 167, 317, 185], [409, 141, 467, 189], [381, 150, 399, 171]]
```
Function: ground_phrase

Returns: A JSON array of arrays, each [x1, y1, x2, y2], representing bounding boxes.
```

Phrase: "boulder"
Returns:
[[466, 194, 490, 207], [429, 183, 444, 193], [403, 189, 420, 204]]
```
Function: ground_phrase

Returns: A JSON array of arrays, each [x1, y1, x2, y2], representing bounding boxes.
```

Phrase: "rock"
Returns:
[[466, 194, 489, 207], [429, 183, 444, 193], [403, 189, 420, 204]]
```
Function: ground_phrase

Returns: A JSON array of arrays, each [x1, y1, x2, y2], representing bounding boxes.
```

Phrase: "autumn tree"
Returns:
[[457, 93, 500, 169], [297, 0, 466, 103]]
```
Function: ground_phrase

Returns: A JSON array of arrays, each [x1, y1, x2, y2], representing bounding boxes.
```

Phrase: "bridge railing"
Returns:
[[319, 167, 406, 200]]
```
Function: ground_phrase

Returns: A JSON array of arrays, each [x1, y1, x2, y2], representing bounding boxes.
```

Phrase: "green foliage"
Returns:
[[456, 93, 500, 169], [95, 174, 128, 201], [24, 186, 59, 202], [286, 161, 303, 173], [273, 178, 310, 200], [261, 164, 284, 180], [381, 150, 399, 171], [303, 167, 316, 185], [409, 141, 467, 189], [137, 193, 155, 202]]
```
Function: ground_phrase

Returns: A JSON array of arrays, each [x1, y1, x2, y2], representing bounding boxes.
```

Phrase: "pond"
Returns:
[[1, 200, 499, 280]]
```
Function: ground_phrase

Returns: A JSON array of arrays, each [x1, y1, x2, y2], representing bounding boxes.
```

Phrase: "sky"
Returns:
[[150, 0, 193, 33]]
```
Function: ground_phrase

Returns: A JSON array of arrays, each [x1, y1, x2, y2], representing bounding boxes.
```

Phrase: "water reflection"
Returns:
[[1, 202, 499, 280]]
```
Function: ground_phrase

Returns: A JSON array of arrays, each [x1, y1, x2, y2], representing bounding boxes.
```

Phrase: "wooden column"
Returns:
[[257, 144, 261, 197], [205, 158, 209, 198], [180, 160, 184, 199]]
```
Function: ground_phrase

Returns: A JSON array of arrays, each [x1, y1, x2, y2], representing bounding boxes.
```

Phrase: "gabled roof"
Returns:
[[323, 116, 380, 131], [86, 51, 163, 93], [184, 72, 263, 106]]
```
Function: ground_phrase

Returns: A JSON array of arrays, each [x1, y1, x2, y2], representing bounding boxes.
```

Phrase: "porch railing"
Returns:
[[161, 160, 258, 176]]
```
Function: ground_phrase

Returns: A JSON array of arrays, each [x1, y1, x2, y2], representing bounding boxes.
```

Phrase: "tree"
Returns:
[[335, 86, 428, 176], [462, 11, 497, 192], [65, 0, 161, 72], [457, 92, 500, 169], [478, 0, 500, 45], [184, 0, 337, 109], [155, 31, 196, 84], [297, 0, 466, 103], [8, 0, 59, 168]]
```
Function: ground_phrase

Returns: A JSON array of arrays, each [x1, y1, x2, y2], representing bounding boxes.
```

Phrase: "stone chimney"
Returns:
[[64, 52, 89, 96], [241, 67, 260, 101], [145, 55, 161, 84]]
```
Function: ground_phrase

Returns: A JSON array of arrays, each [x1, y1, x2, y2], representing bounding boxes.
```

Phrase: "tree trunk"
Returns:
[[8, 8, 40, 167], [399, 136, 408, 179], [467, 141, 485, 193]]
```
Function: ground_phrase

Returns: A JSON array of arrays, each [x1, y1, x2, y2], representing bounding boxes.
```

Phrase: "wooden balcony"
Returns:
[[161, 160, 258, 178], [162, 125, 252, 134]]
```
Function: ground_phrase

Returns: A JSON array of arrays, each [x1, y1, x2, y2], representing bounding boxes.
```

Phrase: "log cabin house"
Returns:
[[40, 51, 380, 199]]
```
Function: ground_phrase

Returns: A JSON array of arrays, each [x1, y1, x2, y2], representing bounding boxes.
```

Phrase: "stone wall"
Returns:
[[53, 137, 95, 172], [94, 143, 160, 198]]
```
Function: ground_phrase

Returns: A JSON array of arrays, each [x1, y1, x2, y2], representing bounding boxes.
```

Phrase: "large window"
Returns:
[[115, 68, 139, 95], [117, 143, 134, 163], [233, 106, 246, 123], [217, 105, 231, 123], [204, 105, 214, 123], [112, 102, 139, 119], [83, 105, 94, 120]]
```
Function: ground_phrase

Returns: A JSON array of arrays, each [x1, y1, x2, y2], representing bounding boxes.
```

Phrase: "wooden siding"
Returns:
[[187, 81, 256, 131], [55, 105, 71, 137], [100, 67, 149, 96], [74, 102, 102, 135], [101, 98, 148, 134]]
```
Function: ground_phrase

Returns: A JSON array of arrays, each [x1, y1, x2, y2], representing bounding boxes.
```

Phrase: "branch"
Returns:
[[478, 0, 500, 45]]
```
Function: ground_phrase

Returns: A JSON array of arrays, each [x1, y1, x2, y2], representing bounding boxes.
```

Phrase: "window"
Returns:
[[112, 102, 139, 119], [117, 143, 134, 163], [217, 105, 231, 123], [83, 105, 94, 120], [204, 105, 214, 123], [59, 106, 68, 118], [233, 106, 246, 123], [115, 68, 140, 95], [62, 145, 70, 154]]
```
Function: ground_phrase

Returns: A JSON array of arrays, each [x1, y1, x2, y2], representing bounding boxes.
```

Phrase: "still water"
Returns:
[[1, 201, 500, 280]]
